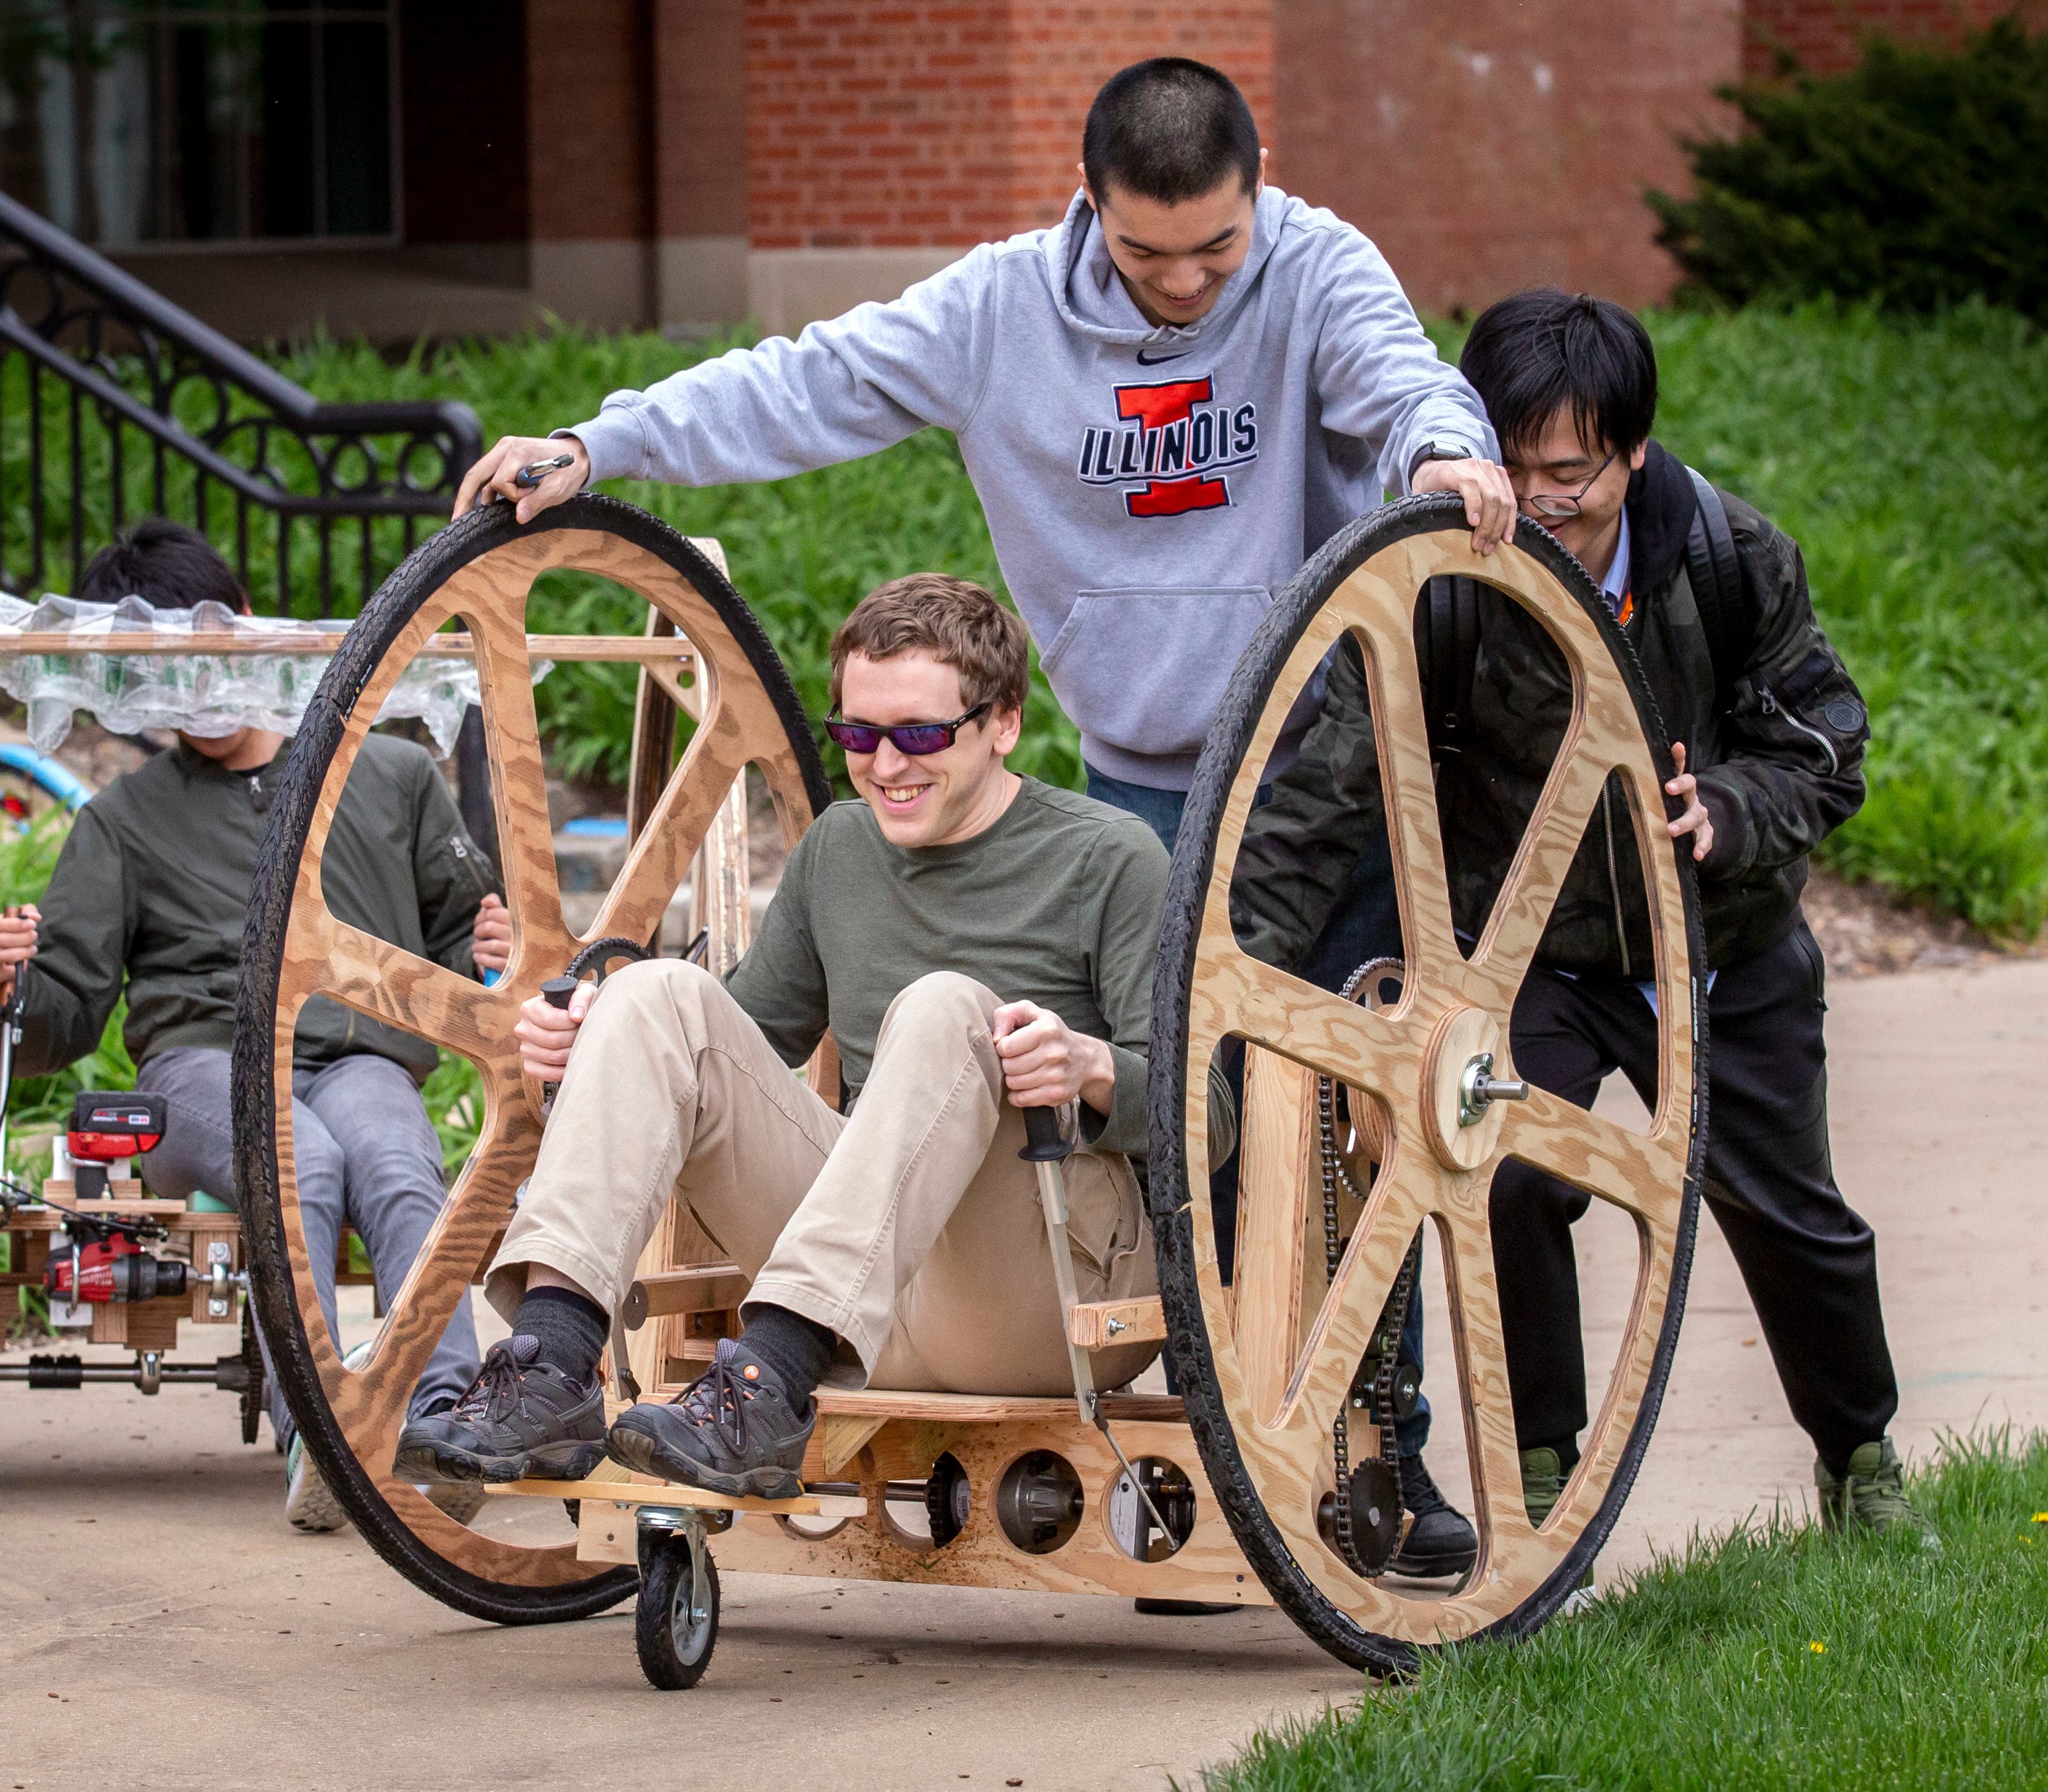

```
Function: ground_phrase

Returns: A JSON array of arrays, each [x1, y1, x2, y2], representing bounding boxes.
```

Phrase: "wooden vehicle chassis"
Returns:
[[239, 496, 1699, 1669]]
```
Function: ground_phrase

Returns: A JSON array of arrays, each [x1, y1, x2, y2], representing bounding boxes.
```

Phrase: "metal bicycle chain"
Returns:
[[1318, 957, 1424, 1578]]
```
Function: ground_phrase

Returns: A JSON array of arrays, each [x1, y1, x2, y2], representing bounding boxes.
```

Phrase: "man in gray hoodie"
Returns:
[[454, 57, 1506, 1580]]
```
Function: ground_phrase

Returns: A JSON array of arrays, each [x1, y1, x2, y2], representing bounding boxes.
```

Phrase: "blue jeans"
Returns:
[[137, 1046, 480, 1431], [1084, 764, 1429, 1455]]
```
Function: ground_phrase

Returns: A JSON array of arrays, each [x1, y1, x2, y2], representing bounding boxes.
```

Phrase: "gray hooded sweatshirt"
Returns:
[[568, 186, 1495, 789]]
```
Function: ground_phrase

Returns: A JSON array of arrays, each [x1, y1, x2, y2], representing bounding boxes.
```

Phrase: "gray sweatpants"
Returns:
[[136, 1046, 479, 1418]]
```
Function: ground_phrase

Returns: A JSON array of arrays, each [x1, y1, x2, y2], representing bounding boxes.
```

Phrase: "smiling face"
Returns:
[[1080, 154, 1264, 328], [837, 649, 1023, 849], [1505, 410, 1647, 573]]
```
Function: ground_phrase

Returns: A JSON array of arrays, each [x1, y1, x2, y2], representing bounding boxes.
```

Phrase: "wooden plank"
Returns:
[[820, 1414, 889, 1475], [488, 1478, 867, 1519], [1232, 1046, 1317, 1425], [1067, 1296, 1166, 1350], [625, 1264, 748, 1327]]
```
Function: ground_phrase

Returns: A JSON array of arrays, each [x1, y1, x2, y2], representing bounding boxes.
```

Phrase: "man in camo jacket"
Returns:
[[1231, 290, 1934, 1544]]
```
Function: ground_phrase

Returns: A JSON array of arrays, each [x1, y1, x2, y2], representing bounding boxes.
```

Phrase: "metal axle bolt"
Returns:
[[1458, 1052, 1529, 1127]]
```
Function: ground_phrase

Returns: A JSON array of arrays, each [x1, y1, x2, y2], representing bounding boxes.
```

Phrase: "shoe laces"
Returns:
[[670, 1338, 763, 1453], [451, 1339, 539, 1425]]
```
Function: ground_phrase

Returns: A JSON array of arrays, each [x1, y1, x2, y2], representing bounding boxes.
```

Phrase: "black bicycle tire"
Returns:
[[1147, 493, 1709, 1676], [232, 494, 831, 1627]]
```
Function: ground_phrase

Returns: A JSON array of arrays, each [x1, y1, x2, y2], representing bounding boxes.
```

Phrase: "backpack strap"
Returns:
[[1685, 465, 1749, 706]]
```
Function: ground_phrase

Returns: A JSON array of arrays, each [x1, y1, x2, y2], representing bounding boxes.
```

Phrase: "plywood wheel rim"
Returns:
[[232, 495, 829, 1625], [1146, 493, 1708, 1673]]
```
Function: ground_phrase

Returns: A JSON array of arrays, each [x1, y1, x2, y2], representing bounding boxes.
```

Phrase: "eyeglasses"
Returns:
[[1517, 450, 1616, 519], [823, 700, 993, 757]]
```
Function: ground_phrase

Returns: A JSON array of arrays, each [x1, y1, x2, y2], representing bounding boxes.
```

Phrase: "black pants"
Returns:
[[1490, 917, 1899, 1475]]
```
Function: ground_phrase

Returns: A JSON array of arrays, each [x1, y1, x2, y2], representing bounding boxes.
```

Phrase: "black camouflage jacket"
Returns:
[[1233, 440, 1870, 978], [18, 733, 499, 1083]]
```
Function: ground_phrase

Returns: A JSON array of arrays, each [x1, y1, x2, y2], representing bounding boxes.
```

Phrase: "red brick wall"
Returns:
[[744, 1, 1273, 252], [1272, 0, 1741, 314], [1743, 0, 2047, 76], [526, 0, 653, 243], [659, 0, 750, 238]]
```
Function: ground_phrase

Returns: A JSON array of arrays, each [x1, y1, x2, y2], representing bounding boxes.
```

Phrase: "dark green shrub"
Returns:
[[1650, 17, 2048, 317]]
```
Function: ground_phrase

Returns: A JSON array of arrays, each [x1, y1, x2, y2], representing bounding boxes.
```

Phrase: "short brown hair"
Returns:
[[828, 574, 1029, 716]]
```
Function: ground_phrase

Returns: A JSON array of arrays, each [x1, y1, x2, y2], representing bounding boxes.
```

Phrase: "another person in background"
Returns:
[[452, 55, 1507, 1585], [0, 519, 503, 1534], [1233, 291, 1933, 1544]]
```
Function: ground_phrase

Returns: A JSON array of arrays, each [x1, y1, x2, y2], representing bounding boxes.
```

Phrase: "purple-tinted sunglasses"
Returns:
[[823, 700, 991, 756]]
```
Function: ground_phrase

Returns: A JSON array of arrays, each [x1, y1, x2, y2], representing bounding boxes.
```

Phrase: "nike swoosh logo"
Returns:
[[1135, 347, 1189, 366]]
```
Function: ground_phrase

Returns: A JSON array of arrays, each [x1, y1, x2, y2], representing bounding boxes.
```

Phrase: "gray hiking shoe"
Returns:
[[392, 1337, 608, 1486], [606, 1337, 815, 1499], [1816, 1439, 1940, 1548]]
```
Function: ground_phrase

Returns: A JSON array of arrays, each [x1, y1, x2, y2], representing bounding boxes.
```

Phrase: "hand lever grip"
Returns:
[[538, 977, 580, 1115], [1018, 1103, 1073, 1163]]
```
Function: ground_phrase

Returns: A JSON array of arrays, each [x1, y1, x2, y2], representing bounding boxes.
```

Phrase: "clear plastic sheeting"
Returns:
[[0, 595, 546, 756]]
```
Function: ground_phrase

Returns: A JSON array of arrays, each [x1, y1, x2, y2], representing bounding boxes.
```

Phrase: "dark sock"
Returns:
[[736, 1303, 835, 1408], [511, 1285, 609, 1388]]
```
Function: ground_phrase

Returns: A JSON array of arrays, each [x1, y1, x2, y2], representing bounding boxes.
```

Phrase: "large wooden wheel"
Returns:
[[1150, 495, 1708, 1674], [232, 497, 829, 1624]]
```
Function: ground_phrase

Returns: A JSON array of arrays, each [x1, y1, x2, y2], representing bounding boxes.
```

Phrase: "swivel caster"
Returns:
[[635, 1508, 722, 1690]]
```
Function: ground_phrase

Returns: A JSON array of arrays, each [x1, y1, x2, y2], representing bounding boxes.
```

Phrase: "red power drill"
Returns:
[[44, 1090, 185, 1306]]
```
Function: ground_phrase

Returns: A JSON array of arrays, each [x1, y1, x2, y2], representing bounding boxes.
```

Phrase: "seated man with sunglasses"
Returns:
[[396, 574, 1213, 1495]]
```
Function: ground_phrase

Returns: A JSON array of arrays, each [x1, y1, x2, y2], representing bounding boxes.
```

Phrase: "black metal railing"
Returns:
[[0, 189, 480, 617]]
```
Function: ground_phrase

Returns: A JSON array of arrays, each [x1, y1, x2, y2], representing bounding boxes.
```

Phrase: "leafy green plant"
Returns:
[[1650, 17, 2048, 317]]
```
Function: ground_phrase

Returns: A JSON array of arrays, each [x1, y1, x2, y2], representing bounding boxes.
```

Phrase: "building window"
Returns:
[[0, 2, 396, 248]]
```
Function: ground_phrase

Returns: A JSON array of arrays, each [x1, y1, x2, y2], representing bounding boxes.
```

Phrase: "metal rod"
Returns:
[[0, 1362, 232, 1384]]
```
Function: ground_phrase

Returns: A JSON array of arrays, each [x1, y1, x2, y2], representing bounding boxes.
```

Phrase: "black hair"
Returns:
[[75, 517, 247, 612], [1459, 289, 1658, 462], [1082, 58, 1261, 206]]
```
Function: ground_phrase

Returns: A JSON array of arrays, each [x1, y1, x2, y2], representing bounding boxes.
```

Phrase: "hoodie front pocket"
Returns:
[[1040, 586, 1271, 761]]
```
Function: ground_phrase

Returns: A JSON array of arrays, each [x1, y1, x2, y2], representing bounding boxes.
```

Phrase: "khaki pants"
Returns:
[[487, 961, 1161, 1394]]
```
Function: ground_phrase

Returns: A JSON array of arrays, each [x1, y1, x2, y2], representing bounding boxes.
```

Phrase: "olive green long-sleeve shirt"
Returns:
[[728, 777, 1212, 1161], [18, 734, 500, 1084]]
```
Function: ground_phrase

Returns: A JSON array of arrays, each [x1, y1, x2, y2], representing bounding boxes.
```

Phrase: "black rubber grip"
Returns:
[[541, 976, 578, 1011], [1018, 1104, 1072, 1163]]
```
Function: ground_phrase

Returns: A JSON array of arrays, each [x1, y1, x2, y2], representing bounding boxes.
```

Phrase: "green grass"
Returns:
[[1203, 1430, 2048, 1792]]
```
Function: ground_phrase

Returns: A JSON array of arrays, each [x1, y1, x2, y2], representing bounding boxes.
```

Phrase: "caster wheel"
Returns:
[[636, 1533, 721, 1690]]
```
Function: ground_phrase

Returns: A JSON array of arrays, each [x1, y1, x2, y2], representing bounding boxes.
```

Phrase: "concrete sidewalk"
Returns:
[[4, 959, 2043, 1791]]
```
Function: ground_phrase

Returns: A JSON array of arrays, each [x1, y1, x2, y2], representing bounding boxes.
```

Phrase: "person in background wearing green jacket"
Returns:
[[0, 520, 504, 1534]]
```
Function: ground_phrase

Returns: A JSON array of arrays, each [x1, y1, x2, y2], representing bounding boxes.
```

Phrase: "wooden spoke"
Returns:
[[1493, 1090, 1688, 1236], [584, 700, 748, 949], [343, 1106, 538, 1438], [1462, 741, 1618, 1016], [1193, 949, 1424, 1111], [1279, 1153, 1436, 1444], [460, 594, 575, 973], [1349, 623, 1463, 981], [1434, 1178, 1543, 1550], [280, 900, 508, 1074]]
